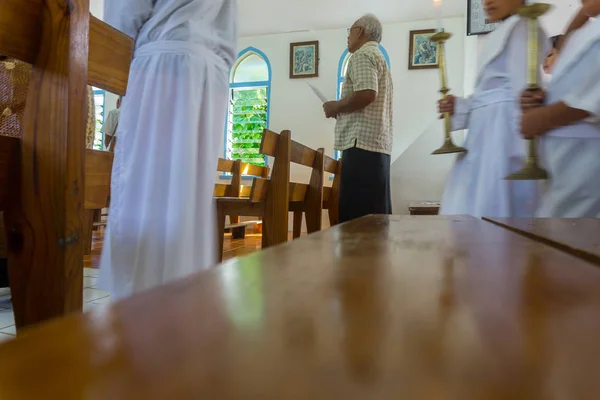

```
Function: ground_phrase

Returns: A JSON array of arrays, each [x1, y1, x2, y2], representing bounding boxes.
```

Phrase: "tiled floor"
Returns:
[[0, 268, 110, 344]]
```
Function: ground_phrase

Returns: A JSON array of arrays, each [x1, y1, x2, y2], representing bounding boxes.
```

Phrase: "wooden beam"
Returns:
[[0, 0, 42, 64], [88, 16, 133, 95], [5, 0, 90, 330], [83, 149, 113, 209], [0, 136, 20, 210], [0, 2, 133, 94]]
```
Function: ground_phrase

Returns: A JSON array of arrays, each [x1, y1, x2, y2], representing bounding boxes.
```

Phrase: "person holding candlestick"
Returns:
[[436, 0, 548, 218], [519, 2, 600, 217]]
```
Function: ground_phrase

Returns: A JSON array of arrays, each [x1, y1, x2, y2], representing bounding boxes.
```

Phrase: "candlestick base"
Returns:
[[431, 138, 467, 155], [430, 31, 452, 43], [518, 3, 551, 19], [504, 159, 548, 181]]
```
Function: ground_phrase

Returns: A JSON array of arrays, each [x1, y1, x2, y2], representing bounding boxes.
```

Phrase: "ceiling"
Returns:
[[238, 0, 465, 37]]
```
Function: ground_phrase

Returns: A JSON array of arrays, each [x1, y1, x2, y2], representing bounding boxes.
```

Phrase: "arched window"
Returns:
[[225, 47, 272, 167], [335, 45, 391, 158]]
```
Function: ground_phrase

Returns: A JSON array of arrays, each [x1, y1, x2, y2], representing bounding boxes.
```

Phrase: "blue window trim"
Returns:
[[222, 46, 272, 180], [334, 45, 390, 160]]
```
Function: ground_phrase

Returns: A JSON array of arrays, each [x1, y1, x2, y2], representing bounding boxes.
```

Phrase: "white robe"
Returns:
[[440, 16, 548, 218], [98, 0, 237, 299], [537, 18, 600, 217]]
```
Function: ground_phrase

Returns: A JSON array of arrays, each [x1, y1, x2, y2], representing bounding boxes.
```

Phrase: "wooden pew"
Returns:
[[81, 149, 114, 255], [214, 158, 269, 237], [3, 215, 600, 398], [216, 129, 292, 260], [484, 217, 600, 266], [0, 0, 133, 330], [292, 154, 341, 239]]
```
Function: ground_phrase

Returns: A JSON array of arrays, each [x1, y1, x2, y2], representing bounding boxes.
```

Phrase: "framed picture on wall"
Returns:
[[408, 29, 439, 70], [289, 41, 319, 79], [467, 0, 499, 35]]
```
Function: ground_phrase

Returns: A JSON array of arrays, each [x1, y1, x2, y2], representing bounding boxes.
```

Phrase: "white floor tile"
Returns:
[[0, 333, 14, 344], [83, 277, 97, 289], [84, 268, 99, 278], [83, 288, 109, 303], [0, 288, 9, 297], [0, 325, 15, 335], [92, 296, 111, 305], [0, 297, 11, 309], [0, 309, 14, 329]]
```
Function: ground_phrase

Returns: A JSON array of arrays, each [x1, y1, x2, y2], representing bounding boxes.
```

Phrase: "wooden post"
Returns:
[[305, 148, 324, 234], [5, 0, 89, 330], [262, 130, 291, 248], [227, 159, 241, 225]]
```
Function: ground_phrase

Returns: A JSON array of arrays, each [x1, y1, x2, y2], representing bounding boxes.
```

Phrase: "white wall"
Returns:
[[229, 17, 466, 217]]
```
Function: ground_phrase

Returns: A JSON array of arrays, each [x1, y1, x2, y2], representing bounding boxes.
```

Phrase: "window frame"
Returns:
[[92, 88, 106, 150], [335, 45, 391, 159], [223, 47, 272, 179]]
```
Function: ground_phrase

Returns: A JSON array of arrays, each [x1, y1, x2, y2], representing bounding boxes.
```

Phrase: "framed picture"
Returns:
[[408, 30, 439, 70], [289, 41, 319, 79], [467, 0, 499, 35]]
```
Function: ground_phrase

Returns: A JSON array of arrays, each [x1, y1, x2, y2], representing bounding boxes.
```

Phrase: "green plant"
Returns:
[[230, 87, 267, 167]]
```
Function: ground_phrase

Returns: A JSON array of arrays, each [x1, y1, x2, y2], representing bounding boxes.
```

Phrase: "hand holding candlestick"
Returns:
[[430, 30, 467, 155], [505, 3, 551, 180]]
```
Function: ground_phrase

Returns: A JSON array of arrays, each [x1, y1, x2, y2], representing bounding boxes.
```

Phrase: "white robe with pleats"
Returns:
[[537, 18, 600, 217], [98, 0, 237, 299], [440, 16, 548, 218]]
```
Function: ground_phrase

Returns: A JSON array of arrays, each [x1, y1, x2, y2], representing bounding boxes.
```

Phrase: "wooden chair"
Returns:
[[216, 130, 327, 261], [0, 0, 133, 330], [82, 149, 114, 255], [292, 155, 341, 239], [214, 158, 269, 238]]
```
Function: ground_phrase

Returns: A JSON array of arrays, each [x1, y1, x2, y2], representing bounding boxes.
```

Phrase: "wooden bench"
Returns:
[[216, 129, 326, 261], [214, 158, 269, 238], [484, 217, 600, 266], [2, 215, 600, 398], [0, 0, 133, 330], [292, 154, 341, 239], [409, 201, 441, 215]]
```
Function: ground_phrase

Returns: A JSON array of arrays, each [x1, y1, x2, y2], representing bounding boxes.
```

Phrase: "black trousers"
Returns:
[[339, 146, 392, 223]]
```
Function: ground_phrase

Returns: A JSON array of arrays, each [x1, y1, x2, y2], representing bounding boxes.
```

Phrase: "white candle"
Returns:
[[434, 0, 443, 32]]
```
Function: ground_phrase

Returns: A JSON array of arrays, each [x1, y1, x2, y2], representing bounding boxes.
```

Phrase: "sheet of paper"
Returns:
[[306, 82, 329, 103]]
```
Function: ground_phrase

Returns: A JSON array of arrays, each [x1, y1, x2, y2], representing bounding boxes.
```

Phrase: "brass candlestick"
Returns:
[[430, 30, 467, 155], [505, 3, 551, 180]]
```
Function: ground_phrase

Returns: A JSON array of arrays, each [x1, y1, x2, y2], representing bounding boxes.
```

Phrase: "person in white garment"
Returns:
[[437, 0, 548, 218], [98, 0, 237, 299], [101, 96, 121, 151], [520, 2, 600, 217]]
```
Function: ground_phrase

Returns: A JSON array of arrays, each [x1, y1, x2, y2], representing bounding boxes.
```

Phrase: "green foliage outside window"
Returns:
[[229, 87, 267, 167]]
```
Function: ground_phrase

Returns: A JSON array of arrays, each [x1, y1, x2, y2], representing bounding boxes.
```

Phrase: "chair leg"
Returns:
[[293, 211, 302, 239], [217, 204, 226, 262], [82, 210, 94, 256]]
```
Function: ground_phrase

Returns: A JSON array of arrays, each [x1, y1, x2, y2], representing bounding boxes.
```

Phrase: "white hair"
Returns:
[[356, 14, 383, 43]]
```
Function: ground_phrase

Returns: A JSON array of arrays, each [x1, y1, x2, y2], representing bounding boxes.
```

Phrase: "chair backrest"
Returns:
[[0, 0, 134, 329], [84, 149, 114, 209], [215, 158, 269, 198]]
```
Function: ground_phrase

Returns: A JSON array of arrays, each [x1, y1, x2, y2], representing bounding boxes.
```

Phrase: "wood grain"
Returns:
[[2, 215, 600, 398], [0, 1, 132, 94], [0, 0, 42, 63], [88, 15, 133, 95], [4, 0, 90, 330], [0, 136, 20, 210], [83, 149, 113, 209], [484, 217, 600, 266]]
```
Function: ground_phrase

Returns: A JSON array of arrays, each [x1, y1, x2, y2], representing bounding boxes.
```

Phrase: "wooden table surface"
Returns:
[[485, 217, 600, 265], [2, 215, 600, 399]]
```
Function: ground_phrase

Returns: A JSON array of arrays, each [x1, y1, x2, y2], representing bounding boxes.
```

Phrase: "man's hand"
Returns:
[[521, 107, 548, 139], [438, 95, 456, 119], [323, 101, 340, 119], [520, 89, 545, 112]]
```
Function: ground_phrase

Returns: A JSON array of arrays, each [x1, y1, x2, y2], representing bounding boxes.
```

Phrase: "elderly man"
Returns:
[[102, 96, 121, 151], [324, 14, 393, 223]]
